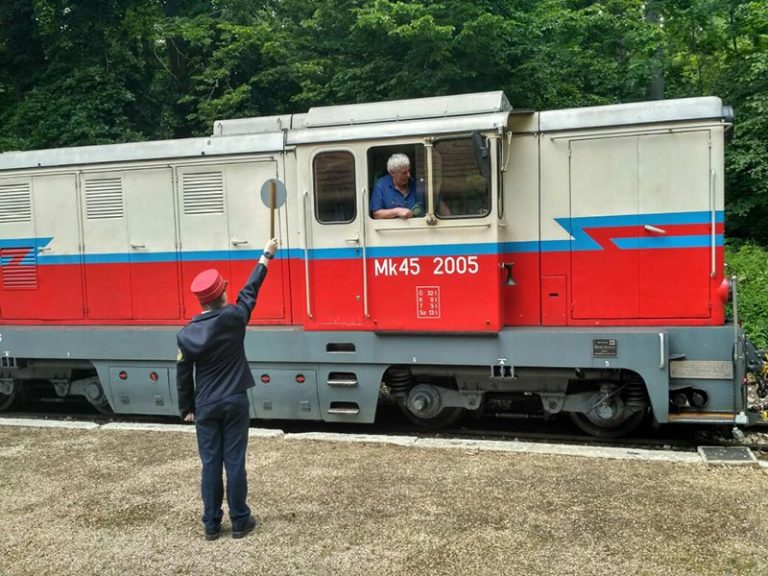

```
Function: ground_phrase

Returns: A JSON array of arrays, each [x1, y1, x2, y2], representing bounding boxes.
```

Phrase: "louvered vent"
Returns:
[[85, 178, 124, 219], [1, 248, 38, 289], [183, 172, 225, 214], [0, 182, 32, 223]]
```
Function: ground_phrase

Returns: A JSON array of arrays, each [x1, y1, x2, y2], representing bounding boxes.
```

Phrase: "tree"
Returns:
[[0, 0, 166, 148]]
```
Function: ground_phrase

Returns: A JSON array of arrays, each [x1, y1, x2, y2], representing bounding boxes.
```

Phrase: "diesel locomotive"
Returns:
[[0, 91, 766, 437]]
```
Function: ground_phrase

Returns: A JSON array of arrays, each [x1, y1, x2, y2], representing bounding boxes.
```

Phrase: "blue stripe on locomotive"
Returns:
[[0, 210, 725, 266]]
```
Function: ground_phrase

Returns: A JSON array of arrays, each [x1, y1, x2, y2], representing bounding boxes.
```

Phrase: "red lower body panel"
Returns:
[[0, 247, 725, 329]]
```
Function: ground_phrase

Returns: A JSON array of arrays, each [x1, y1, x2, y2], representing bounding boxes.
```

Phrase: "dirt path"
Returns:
[[1, 426, 767, 576]]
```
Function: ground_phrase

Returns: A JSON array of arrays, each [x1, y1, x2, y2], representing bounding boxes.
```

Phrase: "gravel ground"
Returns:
[[1, 426, 768, 576]]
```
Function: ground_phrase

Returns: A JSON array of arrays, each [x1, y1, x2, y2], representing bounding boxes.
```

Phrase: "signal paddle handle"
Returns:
[[270, 180, 276, 238]]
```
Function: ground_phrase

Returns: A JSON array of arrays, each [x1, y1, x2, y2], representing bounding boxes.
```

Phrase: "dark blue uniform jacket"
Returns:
[[176, 263, 268, 418]]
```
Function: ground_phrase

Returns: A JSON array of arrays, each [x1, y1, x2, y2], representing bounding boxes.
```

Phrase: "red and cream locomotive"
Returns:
[[0, 91, 764, 436]]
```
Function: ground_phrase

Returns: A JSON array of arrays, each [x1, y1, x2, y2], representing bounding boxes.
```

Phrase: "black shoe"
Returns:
[[232, 516, 257, 539], [204, 527, 221, 541]]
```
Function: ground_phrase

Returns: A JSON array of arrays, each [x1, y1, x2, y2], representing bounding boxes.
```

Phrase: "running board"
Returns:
[[668, 412, 736, 424], [327, 402, 360, 415], [327, 372, 359, 387]]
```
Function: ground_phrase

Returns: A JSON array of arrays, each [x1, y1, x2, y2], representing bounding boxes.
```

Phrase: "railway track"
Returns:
[[4, 397, 767, 456]]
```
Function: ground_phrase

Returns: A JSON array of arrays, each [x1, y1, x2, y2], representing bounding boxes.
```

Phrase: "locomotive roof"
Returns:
[[213, 91, 513, 136], [540, 96, 727, 132], [0, 132, 285, 171], [213, 91, 518, 144]]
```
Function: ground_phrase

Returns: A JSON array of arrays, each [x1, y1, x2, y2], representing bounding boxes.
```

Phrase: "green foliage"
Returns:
[[0, 0, 168, 148], [654, 0, 768, 242], [726, 242, 768, 348], [5, 67, 145, 147], [347, 1, 457, 99]]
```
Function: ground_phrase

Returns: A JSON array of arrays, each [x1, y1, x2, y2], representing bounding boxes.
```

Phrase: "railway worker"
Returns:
[[370, 153, 425, 219], [176, 237, 278, 541]]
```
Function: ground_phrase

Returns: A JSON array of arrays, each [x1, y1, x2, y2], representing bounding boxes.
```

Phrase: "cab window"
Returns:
[[366, 138, 489, 219], [367, 144, 426, 218], [433, 138, 490, 218], [313, 151, 356, 224], [367, 144, 426, 192]]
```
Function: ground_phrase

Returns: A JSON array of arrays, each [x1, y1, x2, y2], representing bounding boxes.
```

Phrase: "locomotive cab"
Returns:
[[294, 93, 513, 332]]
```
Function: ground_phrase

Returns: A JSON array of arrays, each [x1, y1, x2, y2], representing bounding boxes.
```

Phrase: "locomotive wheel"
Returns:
[[91, 399, 114, 415], [398, 384, 466, 429], [83, 378, 113, 415], [568, 382, 648, 438], [0, 380, 17, 412], [569, 409, 646, 438]]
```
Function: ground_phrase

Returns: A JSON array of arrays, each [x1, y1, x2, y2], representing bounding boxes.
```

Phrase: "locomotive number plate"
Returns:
[[592, 338, 618, 357]]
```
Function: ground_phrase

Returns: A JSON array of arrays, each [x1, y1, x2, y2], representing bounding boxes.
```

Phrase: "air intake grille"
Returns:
[[1, 247, 38, 289], [0, 182, 32, 223], [85, 178, 124, 219], [182, 172, 225, 214]]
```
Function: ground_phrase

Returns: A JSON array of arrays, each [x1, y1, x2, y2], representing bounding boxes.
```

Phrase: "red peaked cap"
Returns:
[[190, 269, 227, 304]]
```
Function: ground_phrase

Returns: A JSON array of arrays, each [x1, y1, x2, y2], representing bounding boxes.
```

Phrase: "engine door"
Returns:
[[81, 173, 132, 319], [124, 168, 181, 320], [569, 130, 716, 322], [177, 159, 284, 322], [300, 147, 365, 329], [225, 159, 286, 322], [177, 164, 233, 319], [0, 174, 84, 320], [637, 131, 714, 319], [569, 136, 640, 320]]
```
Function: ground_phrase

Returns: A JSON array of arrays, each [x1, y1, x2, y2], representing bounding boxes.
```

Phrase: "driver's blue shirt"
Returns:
[[370, 175, 424, 213]]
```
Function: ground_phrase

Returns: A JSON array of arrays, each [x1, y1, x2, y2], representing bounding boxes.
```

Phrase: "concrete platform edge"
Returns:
[[0, 417, 100, 430], [1, 417, 757, 464]]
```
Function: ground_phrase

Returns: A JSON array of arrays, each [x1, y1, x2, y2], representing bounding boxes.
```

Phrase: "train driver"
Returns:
[[370, 153, 425, 219]]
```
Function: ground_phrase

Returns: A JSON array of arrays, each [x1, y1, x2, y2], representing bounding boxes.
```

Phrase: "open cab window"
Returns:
[[367, 136, 490, 220], [367, 144, 427, 218]]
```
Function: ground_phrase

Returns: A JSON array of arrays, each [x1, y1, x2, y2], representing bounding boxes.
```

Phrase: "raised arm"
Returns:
[[234, 238, 278, 323]]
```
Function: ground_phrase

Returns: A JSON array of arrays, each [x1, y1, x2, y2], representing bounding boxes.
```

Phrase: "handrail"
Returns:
[[551, 124, 720, 142], [361, 188, 369, 318], [424, 138, 436, 225], [301, 189, 313, 318], [710, 169, 716, 277], [372, 222, 492, 232]]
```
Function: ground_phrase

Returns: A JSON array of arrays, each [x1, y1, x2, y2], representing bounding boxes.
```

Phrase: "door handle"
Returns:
[[643, 225, 666, 235], [231, 239, 249, 246], [345, 235, 360, 244], [500, 262, 517, 286], [130, 243, 146, 249]]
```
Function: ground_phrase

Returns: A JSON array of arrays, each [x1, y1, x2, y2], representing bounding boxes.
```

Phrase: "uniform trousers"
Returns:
[[194, 391, 252, 532]]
